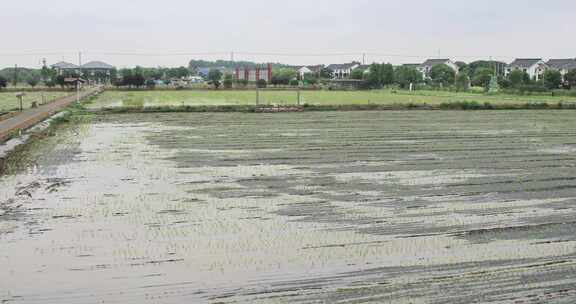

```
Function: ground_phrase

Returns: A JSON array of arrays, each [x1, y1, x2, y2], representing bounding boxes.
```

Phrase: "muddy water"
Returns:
[[2, 111, 576, 303]]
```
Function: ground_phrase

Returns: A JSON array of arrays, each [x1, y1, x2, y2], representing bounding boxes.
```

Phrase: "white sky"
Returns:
[[1, 0, 575, 68]]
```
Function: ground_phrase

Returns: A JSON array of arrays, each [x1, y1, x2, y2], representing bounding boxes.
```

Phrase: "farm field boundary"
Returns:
[[0, 88, 101, 143], [86, 101, 576, 114]]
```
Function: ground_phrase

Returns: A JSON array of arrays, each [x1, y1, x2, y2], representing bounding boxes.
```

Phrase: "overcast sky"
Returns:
[[1, 0, 575, 68]]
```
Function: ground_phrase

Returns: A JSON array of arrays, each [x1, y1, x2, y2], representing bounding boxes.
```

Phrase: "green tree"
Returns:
[[542, 70, 562, 90], [319, 67, 332, 79], [394, 66, 422, 88], [472, 67, 493, 89], [303, 73, 318, 85], [271, 68, 297, 86], [40, 66, 55, 82], [27, 75, 40, 88], [223, 74, 233, 89], [207, 69, 223, 88], [508, 70, 529, 88], [455, 61, 468, 74], [468, 61, 506, 77], [350, 68, 365, 80], [366, 63, 394, 88], [565, 69, 576, 88], [55, 75, 66, 88], [455, 73, 470, 91], [430, 64, 456, 86]]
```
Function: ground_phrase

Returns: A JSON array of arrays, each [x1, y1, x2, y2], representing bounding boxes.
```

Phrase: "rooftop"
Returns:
[[82, 61, 115, 70], [327, 62, 360, 70], [419, 59, 451, 67], [546, 58, 576, 70], [51, 61, 79, 69], [508, 58, 543, 68]]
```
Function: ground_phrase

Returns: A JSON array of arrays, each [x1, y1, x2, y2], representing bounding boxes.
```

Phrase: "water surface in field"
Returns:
[[2, 111, 576, 303]]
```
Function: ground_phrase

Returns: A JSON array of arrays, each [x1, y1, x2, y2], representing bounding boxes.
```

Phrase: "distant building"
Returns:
[[402, 64, 421, 69], [546, 59, 576, 81], [235, 64, 272, 82], [417, 59, 459, 79], [292, 65, 323, 79], [81, 61, 115, 84], [327, 62, 361, 79], [51, 60, 115, 84], [51, 61, 80, 75], [82, 61, 115, 74], [505, 58, 548, 81]]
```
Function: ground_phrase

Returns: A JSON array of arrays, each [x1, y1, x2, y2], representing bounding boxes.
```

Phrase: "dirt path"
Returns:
[[0, 87, 101, 143]]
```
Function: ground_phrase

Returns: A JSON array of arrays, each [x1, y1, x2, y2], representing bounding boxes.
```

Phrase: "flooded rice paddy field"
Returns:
[[1, 110, 576, 303]]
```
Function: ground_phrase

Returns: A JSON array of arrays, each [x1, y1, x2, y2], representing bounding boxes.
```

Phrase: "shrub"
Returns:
[[518, 84, 548, 94], [257, 79, 267, 88], [0, 76, 7, 89]]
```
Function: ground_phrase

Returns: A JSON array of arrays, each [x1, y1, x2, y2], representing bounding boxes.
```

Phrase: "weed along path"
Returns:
[[0, 88, 101, 143], [2, 111, 576, 303]]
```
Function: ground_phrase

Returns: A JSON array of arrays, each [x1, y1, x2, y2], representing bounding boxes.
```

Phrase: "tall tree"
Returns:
[[542, 70, 562, 89], [350, 68, 365, 80], [508, 70, 529, 88], [207, 69, 223, 89], [565, 69, 576, 88], [394, 66, 422, 88], [27, 75, 40, 88], [430, 64, 456, 86], [455, 73, 470, 91], [271, 68, 297, 85], [472, 67, 494, 89], [366, 63, 394, 88]]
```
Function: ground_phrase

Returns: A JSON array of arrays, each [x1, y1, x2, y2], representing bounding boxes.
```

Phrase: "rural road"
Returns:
[[0, 87, 101, 143]]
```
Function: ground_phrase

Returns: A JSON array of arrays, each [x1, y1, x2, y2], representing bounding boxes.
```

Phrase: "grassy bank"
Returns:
[[0, 91, 70, 112], [85, 100, 576, 114]]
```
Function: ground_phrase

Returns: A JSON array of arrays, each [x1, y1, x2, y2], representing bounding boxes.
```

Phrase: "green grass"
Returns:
[[0, 91, 70, 112], [86, 89, 576, 109]]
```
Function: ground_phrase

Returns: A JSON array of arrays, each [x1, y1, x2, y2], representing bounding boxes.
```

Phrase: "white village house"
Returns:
[[327, 62, 361, 79], [546, 59, 576, 81], [293, 65, 322, 79], [417, 59, 459, 79], [505, 59, 548, 81]]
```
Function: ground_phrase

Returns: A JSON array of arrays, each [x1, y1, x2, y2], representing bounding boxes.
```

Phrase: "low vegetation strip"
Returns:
[[86, 100, 576, 114]]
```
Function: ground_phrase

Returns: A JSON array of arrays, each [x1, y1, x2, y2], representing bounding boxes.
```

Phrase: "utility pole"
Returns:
[[231, 51, 234, 62], [77, 51, 82, 103], [362, 53, 366, 65], [13, 64, 18, 86]]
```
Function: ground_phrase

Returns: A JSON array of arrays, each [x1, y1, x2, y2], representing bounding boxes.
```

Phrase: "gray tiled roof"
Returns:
[[419, 59, 450, 68], [546, 59, 576, 70], [51, 61, 79, 69], [327, 62, 360, 70], [508, 58, 543, 68], [82, 61, 115, 69]]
